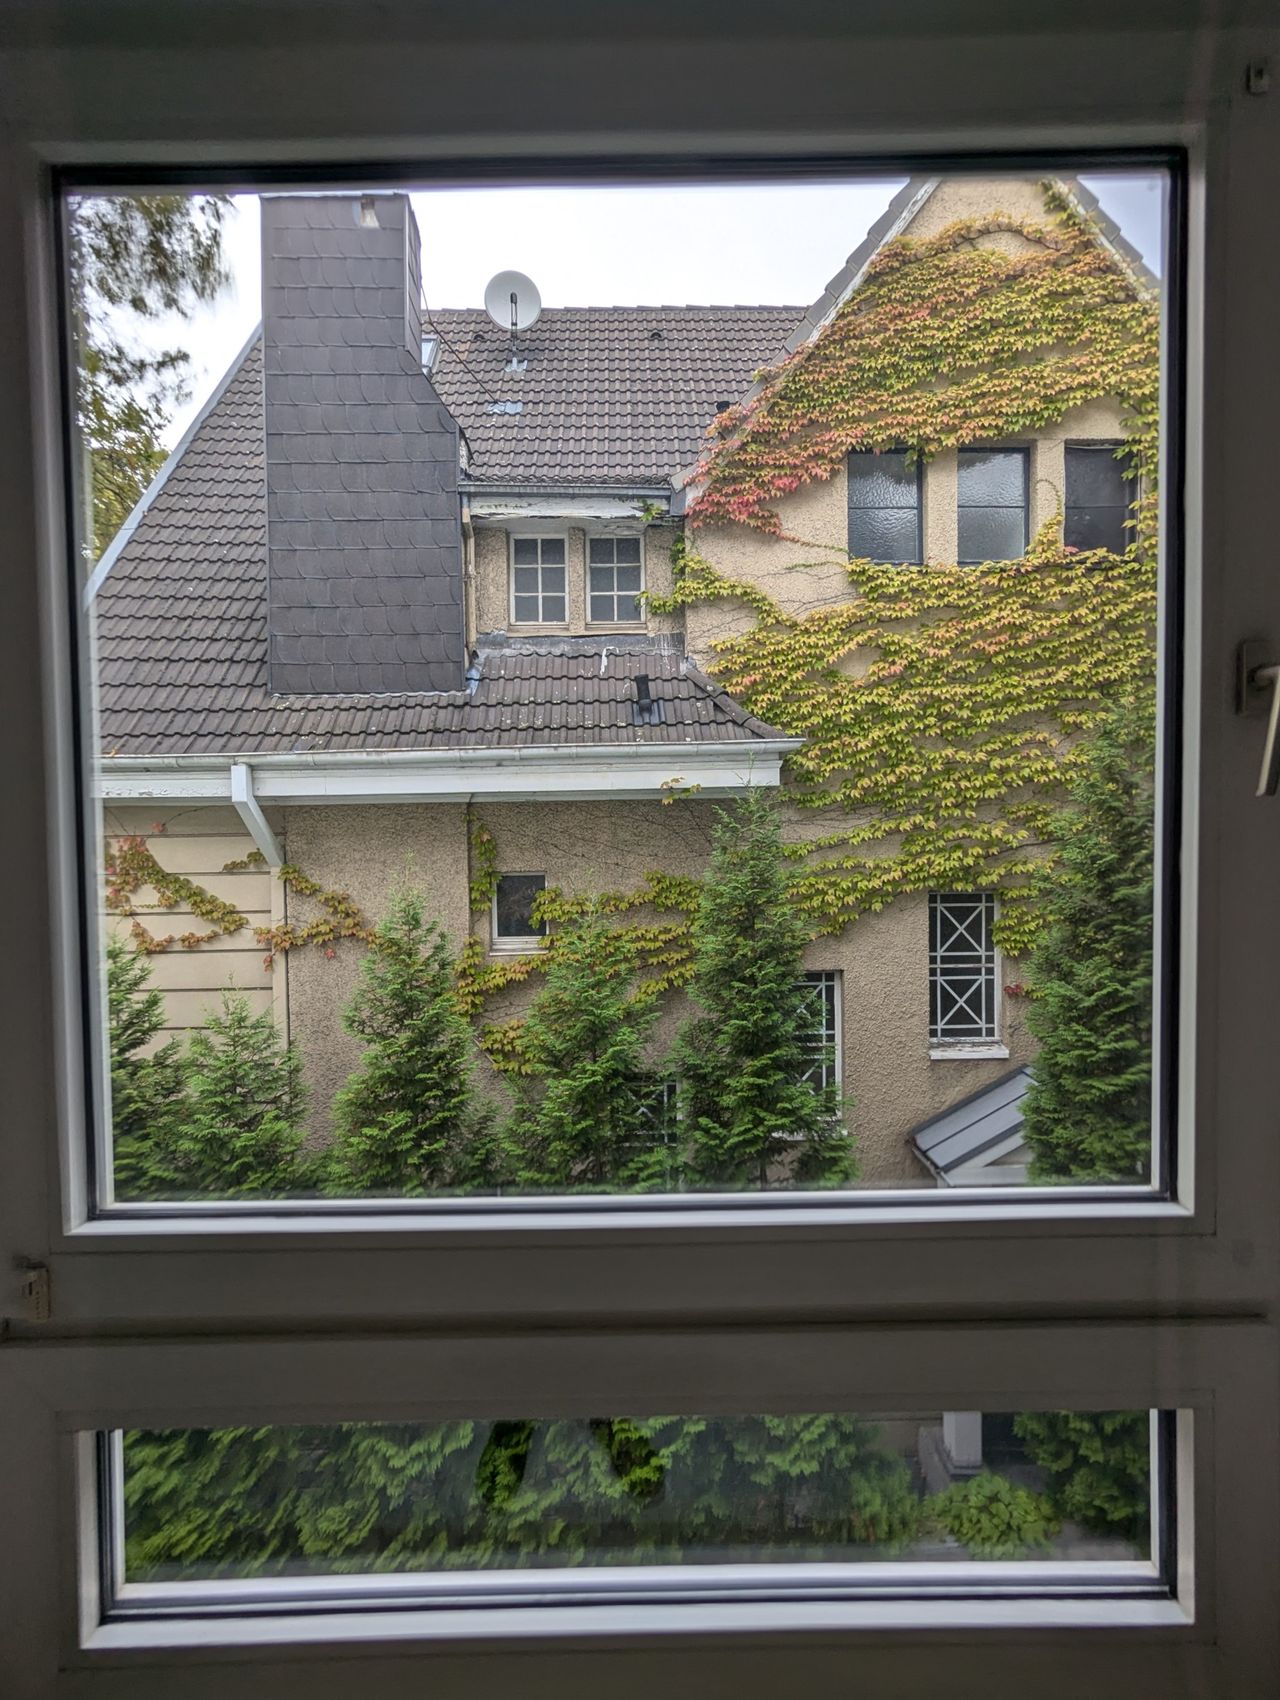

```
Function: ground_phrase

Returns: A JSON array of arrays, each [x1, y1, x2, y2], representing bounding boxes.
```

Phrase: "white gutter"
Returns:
[[229, 762, 285, 867], [97, 740, 801, 807]]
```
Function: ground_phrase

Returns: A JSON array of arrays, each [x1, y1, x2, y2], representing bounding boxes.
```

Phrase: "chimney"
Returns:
[[260, 193, 464, 695]]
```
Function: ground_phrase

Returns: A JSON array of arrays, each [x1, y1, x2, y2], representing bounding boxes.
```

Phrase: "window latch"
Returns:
[[1236, 641, 1280, 796], [13, 1259, 51, 1324]]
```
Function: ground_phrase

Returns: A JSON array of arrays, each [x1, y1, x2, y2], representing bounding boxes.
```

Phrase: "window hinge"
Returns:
[[14, 1259, 51, 1324]]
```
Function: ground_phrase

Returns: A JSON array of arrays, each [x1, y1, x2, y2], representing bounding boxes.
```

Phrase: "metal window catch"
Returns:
[[1236, 641, 1280, 796]]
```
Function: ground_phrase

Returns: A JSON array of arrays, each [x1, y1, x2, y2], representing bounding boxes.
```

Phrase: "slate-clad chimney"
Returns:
[[261, 193, 464, 695]]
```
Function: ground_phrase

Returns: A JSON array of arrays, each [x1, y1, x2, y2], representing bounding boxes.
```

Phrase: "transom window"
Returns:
[[957, 448, 1029, 564], [800, 970, 842, 1089], [929, 893, 998, 1044], [847, 448, 923, 563], [1065, 442, 1131, 555], [511, 536, 567, 624], [492, 873, 547, 947], [588, 535, 644, 622]]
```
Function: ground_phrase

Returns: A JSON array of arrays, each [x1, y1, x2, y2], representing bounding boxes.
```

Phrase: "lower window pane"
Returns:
[[114, 1410, 1157, 1588], [957, 507, 1027, 563]]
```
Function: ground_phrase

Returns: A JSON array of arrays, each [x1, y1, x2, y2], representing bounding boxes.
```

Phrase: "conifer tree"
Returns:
[[1022, 700, 1156, 1182], [676, 791, 855, 1189], [507, 903, 664, 1191], [328, 890, 480, 1195], [105, 935, 188, 1198], [173, 990, 305, 1196]]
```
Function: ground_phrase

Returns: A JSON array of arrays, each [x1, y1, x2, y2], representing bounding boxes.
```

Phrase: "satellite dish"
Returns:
[[484, 270, 542, 335]]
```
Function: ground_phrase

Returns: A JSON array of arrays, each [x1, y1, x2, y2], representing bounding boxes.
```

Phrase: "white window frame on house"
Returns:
[[586, 532, 646, 625], [509, 533, 569, 625], [2, 9, 1279, 1697], [928, 893, 1007, 1060], [800, 969, 842, 1091], [490, 871, 548, 952]]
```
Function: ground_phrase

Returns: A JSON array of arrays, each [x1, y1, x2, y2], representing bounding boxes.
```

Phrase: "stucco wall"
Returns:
[[103, 805, 280, 1038], [473, 520, 680, 637], [279, 802, 471, 1130]]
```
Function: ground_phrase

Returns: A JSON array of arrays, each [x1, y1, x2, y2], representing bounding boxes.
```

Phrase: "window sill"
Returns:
[[489, 938, 547, 956], [929, 1044, 1010, 1061]]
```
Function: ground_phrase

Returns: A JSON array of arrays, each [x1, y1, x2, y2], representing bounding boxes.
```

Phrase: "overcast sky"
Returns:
[[120, 172, 1165, 448]]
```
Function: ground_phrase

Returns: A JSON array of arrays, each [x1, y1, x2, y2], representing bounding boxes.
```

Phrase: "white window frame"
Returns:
[[928, 892, 1008, 1059], [489, 870, 548, 953], [800, 968, 842, 1091], [509, 533, 569, 626], [586, 531, 646, 625], [2, 9, 1279, 1696]]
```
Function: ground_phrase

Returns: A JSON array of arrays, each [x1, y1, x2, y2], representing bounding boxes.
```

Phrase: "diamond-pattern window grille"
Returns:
[[929, 892, 998, 1043]]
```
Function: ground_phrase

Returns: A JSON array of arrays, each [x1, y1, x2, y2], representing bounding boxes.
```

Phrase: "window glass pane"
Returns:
[[71, 166, 1168, 1202], [495, 874, 547, 938], [849, 450, 919, 509], [850, 507, 920, 563], [115, 1409, 1157, 1583], [958, 448, 1027, 507], [957, 506, 1027, 563]]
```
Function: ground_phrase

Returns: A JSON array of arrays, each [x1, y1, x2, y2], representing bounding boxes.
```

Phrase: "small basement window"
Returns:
[[492, 873, 548, 949]]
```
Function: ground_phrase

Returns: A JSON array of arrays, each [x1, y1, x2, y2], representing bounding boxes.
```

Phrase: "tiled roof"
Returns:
[[428, 305, 798, 485], [94, 308, 798, 757]]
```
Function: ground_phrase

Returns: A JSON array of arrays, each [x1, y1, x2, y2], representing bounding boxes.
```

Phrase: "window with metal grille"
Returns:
[[1065, 442, 1131, 555], [957, 448, 1028, 564], [588, 535, 644, 622], [929, 894, 998, 1043], [510, 535, 567, 623], [847, 448, 923, 563], [800, 970, 842, 1089]]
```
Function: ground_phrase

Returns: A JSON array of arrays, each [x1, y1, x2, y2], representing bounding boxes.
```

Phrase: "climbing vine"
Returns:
[[654, 187, 1160, 955]]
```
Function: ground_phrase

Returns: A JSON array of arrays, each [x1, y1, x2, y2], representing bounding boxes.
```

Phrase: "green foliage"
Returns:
[[123, 1413, 921, 1579], [930, 1471, 1059, 1559], [104, 936, 188, 1198], [170, 991, 306, 1196], [677, 791, 855, 1189], [503, 902, 667, 1190], [1022, 700, 1155, 1180], [328, 889, 485, 1194], [1013, 1412, 1150, 1543], [68, 193, 230, 561]]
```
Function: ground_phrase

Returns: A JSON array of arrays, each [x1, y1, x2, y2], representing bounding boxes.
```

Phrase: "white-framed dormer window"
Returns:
[[510, 536, 567, 624], [588, 534, 644, 623], [929, 892, 1001, 1052], [491, 872, 548, 952]]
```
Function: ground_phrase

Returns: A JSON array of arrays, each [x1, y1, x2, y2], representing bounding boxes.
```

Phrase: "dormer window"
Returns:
[[510, 536, 567, 625], [420, 332, 439, 372], [588, 535, 644, 624]]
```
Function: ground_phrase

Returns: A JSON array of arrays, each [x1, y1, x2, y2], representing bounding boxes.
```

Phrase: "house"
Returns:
[[92, 176, 1154, 1187]]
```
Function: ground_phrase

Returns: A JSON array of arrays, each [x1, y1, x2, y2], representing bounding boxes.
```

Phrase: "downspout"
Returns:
[[229, 762, 284, 867]]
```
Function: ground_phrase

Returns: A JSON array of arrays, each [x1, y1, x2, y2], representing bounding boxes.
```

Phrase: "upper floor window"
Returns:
[[847, 448, 922, 563], [492, 873, 547, 949], [957, 448, 1028, 564], [588, 536, 644, 623], [929, 892, 999, 1046], [511, 536, 567, 624], [1065, 442, 1130, 555]]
